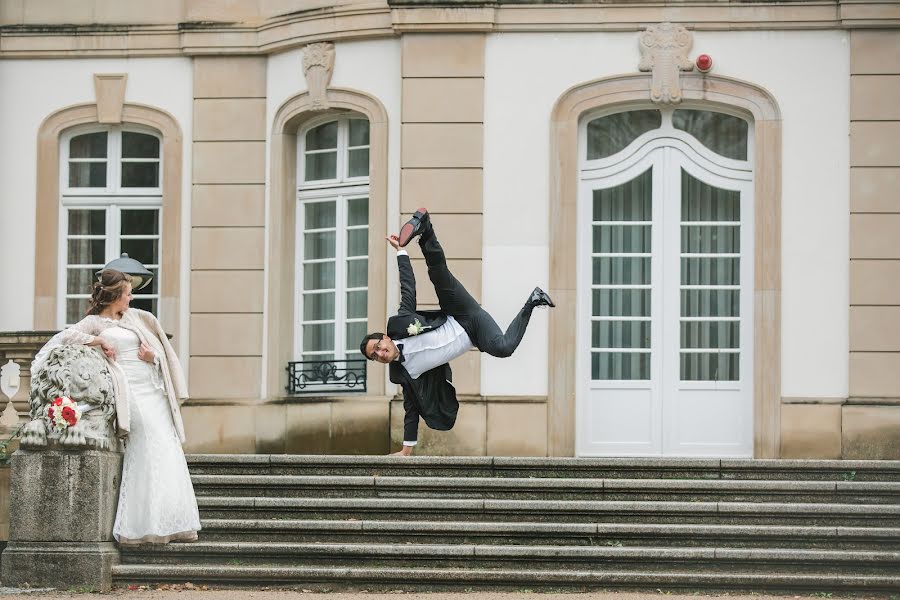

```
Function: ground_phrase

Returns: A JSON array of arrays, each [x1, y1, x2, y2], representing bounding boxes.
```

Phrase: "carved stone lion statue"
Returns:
[[20, 344, 119, 451]]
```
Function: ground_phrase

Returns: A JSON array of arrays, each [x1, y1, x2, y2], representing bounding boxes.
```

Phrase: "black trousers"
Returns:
[[420, 227, 533, 358]]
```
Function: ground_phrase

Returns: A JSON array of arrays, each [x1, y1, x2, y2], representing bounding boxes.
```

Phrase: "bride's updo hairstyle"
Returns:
[[87, 269, 131, 316]]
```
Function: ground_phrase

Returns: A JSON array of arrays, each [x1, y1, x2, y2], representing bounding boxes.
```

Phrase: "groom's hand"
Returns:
[[386, 235, 401, 251]]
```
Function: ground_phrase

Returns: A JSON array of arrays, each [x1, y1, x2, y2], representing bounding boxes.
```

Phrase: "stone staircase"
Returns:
[[113, 456, 900, 592]]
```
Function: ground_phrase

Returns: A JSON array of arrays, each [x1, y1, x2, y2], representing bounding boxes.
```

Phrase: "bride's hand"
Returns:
[[92, 336, 116, 360], [138, 342, 156, 364]]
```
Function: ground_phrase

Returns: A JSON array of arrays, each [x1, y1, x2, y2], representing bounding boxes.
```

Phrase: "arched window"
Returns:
[[578, 106, 754, 457], [59, 125, 163, 325], [295, 116, 370, 367]]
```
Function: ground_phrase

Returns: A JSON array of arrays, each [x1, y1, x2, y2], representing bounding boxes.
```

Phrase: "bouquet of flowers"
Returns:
[[46, 396, 81, 431]]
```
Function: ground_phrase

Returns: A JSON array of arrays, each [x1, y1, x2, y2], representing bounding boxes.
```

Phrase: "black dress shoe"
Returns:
[[398, 208, 430, 247], [527, 286, 555, 308]]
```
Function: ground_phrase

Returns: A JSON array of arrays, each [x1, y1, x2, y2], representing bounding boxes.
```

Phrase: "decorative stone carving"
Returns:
[[93, 73, 127, 124], [303, 42, 336, 110], [20, 345, 117, 451], [638, 22, 694, 104]]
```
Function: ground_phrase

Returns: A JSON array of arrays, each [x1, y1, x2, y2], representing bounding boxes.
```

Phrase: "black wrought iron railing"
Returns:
[[286, 359, 367, 394]]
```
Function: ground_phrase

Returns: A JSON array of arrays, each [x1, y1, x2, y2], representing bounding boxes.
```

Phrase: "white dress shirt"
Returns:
[[399, 315, 474, 380]]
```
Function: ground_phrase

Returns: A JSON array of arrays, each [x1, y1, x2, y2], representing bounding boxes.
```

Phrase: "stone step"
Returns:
[[118, 542, 900, 574], [186, 455, 900, 482], [195, 518, 900, 549], [112, 563, 900, 592], [196, 497, 900, 526], [190, 475, 900, 504]]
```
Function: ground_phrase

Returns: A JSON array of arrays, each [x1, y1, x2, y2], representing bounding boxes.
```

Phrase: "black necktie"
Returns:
[[396, 343, 405, 363]]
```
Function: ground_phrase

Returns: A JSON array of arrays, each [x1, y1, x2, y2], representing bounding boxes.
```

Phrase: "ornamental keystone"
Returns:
[[638, 22, 694, 104], [303, 42, 336, 111]]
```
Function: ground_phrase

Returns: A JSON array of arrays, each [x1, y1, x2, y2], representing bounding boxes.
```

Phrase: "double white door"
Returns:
[[577, 143, 753, 456]]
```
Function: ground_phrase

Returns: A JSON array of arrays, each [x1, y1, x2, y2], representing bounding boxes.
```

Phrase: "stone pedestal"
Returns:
[[0, 449, 122, 592]]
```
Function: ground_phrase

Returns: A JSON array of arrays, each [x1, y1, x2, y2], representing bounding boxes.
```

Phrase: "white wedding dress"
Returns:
[[102, 325, 201, 544]]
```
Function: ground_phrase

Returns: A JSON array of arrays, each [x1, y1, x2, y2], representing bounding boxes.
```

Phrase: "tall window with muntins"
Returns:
[[61, 127, 162, 325], [680, 171, 741, 381], [297, 117, 370, 372], [591, 168, 653, 380]]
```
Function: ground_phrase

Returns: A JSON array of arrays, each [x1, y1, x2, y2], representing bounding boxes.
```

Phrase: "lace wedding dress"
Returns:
[[101, 325, 201, 544]]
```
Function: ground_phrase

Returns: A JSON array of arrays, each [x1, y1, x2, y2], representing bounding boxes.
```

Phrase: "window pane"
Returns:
[[593, 289, 650, 317], [593, 257, 650, 285], [121, 162, 160, 188], [303, 323, 334, 352], [120, 239, 158, 266], [68, 209, 105, 235], [304, 231, 336, 260], [682, 171, 740, 222], [673, 110, 748, 161], [347, 198, 368, 226], [129, 297, 157, 315], [66, 298, 90, 324], [586, 111, 661, 160], [69, 162, 107, 187], [348, 148, 369, 178], [681, 321, 740, 349], [681, 289, 740, 318], [302, 353, 335, 362], [67, 268, 96, 295], [306, 122, 338, 150], [305, 201, 336, 229], [347, 259, 368, 287], [70, 132, 107, 158], [681, 352, 739, 381], [347, 229, 368, 257], [593, 320, 651, 349], [681, 257, 740, 286], [304, 262, 335, 290], [121, 210, 160, 235], [303, 292, 335, 321], [305, 152, 337, 181], [121, 132, 160, 158], [593, 170, 652, 221], [67, 239, 105, 265], [592, 352, 650, 380], [349, 119, 370, 147], [681, 225, 739, 254], [346, 322, 368, 353], [593, 225, 650, 253], [346, 290, 367, 319]]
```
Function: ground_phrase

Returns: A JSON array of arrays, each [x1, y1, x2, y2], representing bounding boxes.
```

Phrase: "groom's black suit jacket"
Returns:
[[387, 253, 458, 443]]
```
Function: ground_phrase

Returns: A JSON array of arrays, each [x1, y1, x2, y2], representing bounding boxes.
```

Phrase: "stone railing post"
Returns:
[[0, 343, 122, 592]]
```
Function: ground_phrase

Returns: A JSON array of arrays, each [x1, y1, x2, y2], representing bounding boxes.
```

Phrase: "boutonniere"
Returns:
[[406, 319, 431, 336]]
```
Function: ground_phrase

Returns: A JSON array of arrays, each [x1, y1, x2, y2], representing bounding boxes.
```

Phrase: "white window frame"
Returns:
[[294, 116, 371, 365], [58, 125, 163, 327]]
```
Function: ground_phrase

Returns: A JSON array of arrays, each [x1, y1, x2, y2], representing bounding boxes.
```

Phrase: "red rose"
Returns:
[[53, 397, 64, 406], [62, 406, 77, 426], [47, 407, 55, 420]]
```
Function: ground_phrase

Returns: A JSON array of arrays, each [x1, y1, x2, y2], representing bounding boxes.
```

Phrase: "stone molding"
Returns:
[[33, 103, 184, 335], [268, 88, 389, 401], [1, 3, 898, 58], [302, 42, 336, 111], [638, 22, 694, 105], [548, 73, 781, 458]]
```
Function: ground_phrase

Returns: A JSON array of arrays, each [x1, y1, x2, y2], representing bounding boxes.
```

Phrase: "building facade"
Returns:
[[1, 0, 898, 459]]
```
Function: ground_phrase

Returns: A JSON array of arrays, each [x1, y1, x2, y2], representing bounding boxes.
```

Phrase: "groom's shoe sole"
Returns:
[[398, 208, 429, 247]]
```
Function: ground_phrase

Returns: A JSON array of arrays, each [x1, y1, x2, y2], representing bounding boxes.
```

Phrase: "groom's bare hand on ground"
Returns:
[[385, 235, 400, 251]]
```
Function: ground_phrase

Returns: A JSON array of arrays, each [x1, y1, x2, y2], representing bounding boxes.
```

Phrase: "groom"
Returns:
[[360, 208, 555, 456]]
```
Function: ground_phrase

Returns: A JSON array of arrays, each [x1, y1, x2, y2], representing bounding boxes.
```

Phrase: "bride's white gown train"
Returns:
[[104, 325, 201, 544]]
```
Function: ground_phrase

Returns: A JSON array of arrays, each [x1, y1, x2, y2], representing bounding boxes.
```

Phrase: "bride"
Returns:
[[32, 268, 200, 544]]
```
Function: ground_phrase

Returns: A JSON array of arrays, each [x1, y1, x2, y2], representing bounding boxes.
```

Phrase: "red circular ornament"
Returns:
[[696, 54, 713, 73]]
